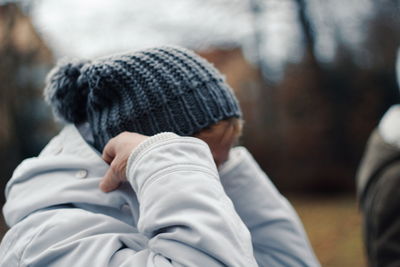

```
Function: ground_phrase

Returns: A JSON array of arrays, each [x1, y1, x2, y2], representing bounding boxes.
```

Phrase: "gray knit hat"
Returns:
[[44, 46, 241, 151]]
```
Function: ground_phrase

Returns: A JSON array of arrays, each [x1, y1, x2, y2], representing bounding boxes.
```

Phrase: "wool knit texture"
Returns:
[[44, 46, 241, 151]]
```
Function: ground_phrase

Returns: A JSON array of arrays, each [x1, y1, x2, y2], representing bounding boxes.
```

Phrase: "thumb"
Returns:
[[102, 138, 117, 164], [99, 161, 123, 192]]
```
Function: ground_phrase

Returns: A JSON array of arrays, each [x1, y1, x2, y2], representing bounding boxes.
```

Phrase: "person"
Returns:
[[357, 50, 400, 267], [0, 46, 319, 266], [357, 105, 400, 267]]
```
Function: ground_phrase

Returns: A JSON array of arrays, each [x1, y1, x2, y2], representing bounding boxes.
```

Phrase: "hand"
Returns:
[[194, 120, 238, 167], [100, 132, 149, 192]]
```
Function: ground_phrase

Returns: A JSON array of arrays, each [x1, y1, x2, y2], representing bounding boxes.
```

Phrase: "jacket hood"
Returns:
[[357, 105, 400, 200], [3, 124, 139, 227], [378, 105, 400, 149]]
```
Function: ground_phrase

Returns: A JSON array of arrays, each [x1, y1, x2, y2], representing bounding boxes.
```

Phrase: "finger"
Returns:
[[102, 138, 116, 164], [99, 166, 121, 192]]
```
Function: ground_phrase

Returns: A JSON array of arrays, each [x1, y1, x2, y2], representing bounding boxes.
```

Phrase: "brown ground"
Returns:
[[288, 194, 366, 267], [0, 195, 366, 266]]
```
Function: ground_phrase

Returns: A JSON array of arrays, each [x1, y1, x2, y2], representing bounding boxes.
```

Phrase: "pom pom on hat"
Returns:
[[44, 59, 90, 124]]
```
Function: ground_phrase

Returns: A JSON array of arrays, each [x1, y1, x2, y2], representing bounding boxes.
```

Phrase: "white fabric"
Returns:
[[0, 124, 319, 266], [378, 104, 400, 149]]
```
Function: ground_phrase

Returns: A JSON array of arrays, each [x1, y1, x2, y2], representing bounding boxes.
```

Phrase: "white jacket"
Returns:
[[0, 125, 319, 267]]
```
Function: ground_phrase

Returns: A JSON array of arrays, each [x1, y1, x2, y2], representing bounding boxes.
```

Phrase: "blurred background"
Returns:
[[0, 0, 399, 266]]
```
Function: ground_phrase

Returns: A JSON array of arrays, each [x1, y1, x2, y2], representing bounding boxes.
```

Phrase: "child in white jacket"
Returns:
[[0, 46, 319, 266]]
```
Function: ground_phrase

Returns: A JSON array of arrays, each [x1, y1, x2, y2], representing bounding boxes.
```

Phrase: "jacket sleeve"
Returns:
[[218, 147, 320, 267], [114, 133, 258, 266]]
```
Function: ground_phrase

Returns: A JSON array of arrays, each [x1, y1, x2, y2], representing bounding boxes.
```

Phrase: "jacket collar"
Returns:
[[3, 124, 140, 227]]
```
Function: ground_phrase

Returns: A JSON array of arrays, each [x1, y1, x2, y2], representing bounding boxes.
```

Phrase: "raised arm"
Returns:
[[100, 132, 258, 266]]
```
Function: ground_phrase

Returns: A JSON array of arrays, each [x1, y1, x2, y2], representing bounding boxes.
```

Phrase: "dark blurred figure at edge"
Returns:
[[357, 51, 400, 267]]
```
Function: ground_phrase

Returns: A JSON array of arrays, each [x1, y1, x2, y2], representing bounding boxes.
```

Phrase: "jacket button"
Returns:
[[76, 170, 88, 178]]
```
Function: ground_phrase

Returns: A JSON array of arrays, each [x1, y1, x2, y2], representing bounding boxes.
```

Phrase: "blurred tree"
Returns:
[[294, 0, 318, 68], [242, 0, 399, 193], [0, 3, 55, 204]]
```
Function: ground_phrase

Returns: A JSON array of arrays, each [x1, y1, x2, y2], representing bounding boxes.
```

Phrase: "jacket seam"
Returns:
[[128, 133, 179, 164], [130, 139, 210, 169], [139, 165, 221, 198], [17, 223, 50, 267]]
